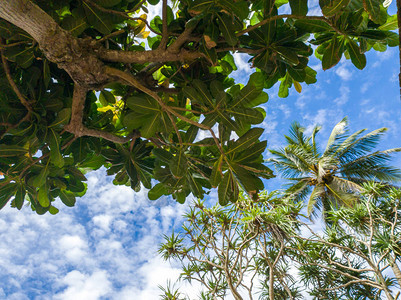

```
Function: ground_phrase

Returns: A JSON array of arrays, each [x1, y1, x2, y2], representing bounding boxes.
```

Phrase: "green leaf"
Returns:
[[32, 163, 50, 188], [0, 183, 17, 209], [278, 74, 292, 98], [0, 145, 28, 157], [289, 0, 308, 16], [14, 184, 26, 210], [219, 0, 249, 19], [321, 0, 351, 17], [378, 14, 398, 31], [217, 13, 238, 46], [304, 67, 317, 84], [100, 90, 116, 104], [169, 149, 187, 178], [363, 0, 380, 20], [96, 0, 122, 7], [346, 39, 366, 70], [228, 107, 264, 125], [59, 190, 76, 207], [48, 206, 59, 215], [61, 15, 88, 36], [148, 183, 167, 200], [48, 128, 64, 168], [274, 46, 300, 65], [218, 171, 239, 205], [210, 155, 223, 187], [294, 19, 332, 32], [227, 128, 264, 154], [153, 148, 174, 164], [231, 163, 264, 192], [38, 186, 50, 207], [288, 66, 306, 82], [322, 36, 342, 70], [231, 73, 265, 108], [49, 108, 71, 128]]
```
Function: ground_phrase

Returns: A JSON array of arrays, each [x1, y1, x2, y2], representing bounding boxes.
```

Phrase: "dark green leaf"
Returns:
[[346, 39, 366, 70], [322, 36, 342, 70], [59, 190, 76, 207], [289, 0, 308, 16], [321, 0, 351, 17], [227, 128, 264, 154], [217, 13, 238, 46], [169, 149, 187, 178], [148, 183, 167, 200], [218, 171, 239, 205]]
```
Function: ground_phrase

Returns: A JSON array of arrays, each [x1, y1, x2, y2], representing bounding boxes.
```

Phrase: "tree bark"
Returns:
[[0, 0, 110, 88], [390, 255, 401, 288]]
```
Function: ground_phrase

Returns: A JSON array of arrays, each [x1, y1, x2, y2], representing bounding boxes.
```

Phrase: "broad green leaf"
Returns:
[[48, 128, 64, 168], [100, 90, 116, 105], [153, 148, 174, 164], [278, 74, 291, 98], [363, 0, 380, 20], [216, 111, 239, 131], [14, 184, 26, 210], [346, 39, 366, 70], [96, 0, 122, 7], [233, 141, 267, 163], [59, 190, 76, 207], [148, 183, 167, 200], [38, 186, 50, 207], [0, 183, 17, 209], [217, 13, 238, 46], [231, 73, 264, 108], [187, 174, 204, 198], [218, 171, 239, 205], [169, 149, 187, 178], [322, 36, 342, 70], [289, 0, 308, 16], [378, 15, 398, 31], [0, 145, 28, 157], [61, 15, 88, 36], [48, 206, 59, 215], [49, 108, 71, 128], [126, 96, 159, 113], [288, 66, 306, 82], [32, 163, 50, 188], [219, 0, 249, 19], [321, 0, 351, 16], [227, 128, 264, 154], [192, 80, 214, 107], [231, 163, 264, 192], [210, 155, 223, 187], [294, 19, 332, 32], [274, 46, 299, 65], [228, 107, 264, 124], [304, 67, 317, 84]]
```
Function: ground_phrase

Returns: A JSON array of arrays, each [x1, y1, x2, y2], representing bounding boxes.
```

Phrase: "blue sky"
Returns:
[[1, 1, 401, 299]]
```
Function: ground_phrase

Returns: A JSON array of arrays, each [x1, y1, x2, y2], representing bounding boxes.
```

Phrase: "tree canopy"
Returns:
[[269, 118, 401, 216], [0, 0, 398, 214]]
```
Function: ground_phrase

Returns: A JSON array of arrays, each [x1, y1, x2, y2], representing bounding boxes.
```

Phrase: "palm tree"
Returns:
[[269, 117, 401, 216]]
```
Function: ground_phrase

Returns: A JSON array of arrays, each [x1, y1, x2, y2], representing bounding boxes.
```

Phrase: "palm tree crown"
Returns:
[[269, 117, 401, 216]]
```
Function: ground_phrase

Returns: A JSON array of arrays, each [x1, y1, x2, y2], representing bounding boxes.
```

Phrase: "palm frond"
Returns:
[[311, 125, 322, 156], [336, 128, 388, 163], [325, 182, 359, 208], [285, 179, 312, 202], [307, 184, 326, 216], [324, 117, 348, 155], [285, 122, 306, 145], [331, 176, 363, 193]]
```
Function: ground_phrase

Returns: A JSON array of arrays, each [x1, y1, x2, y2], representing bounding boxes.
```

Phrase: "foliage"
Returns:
[[158, 192, 303, 299], [269, 118, 401, 216], [160, 184, 401, 299], [0, 0, 398, 213]]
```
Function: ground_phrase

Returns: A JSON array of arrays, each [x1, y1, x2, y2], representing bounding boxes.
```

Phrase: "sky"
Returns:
[[1, 1, 401, 299]]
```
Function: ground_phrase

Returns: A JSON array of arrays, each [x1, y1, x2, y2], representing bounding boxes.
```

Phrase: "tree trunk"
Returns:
[[390, 255, 401, 288], [269, 267, 274, 300], [0, 0, 110, 88]]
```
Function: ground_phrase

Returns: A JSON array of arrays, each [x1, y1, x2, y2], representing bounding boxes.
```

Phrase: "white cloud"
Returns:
[[54, 270, 112, 300], [334, 85, 350, 106], [335, 64, 352, 81]]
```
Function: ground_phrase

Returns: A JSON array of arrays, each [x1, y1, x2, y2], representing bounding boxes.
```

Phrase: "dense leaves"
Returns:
[[0, 0, 398, 213]]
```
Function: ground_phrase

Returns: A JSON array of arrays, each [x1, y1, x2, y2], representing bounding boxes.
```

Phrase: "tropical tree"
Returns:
[[159, 184, 401, 300], [159, 192, 303, 300], [0, 1, 398, 214], [269, 118, 401, 216]]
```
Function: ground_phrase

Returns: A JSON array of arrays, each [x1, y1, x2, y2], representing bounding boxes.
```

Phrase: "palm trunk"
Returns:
[[390, 255, 401, 287], [269, 267, 274, 300]]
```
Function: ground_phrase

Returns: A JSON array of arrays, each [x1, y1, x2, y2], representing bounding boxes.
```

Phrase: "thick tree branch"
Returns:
[[65, 85, 133, 144], [0, 0, 111, 88], [159, 0, 169, 49], [97, 48, 203, 64]]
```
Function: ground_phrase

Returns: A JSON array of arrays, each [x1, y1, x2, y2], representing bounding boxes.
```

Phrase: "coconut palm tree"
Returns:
[[269, 117, 401, 216]]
